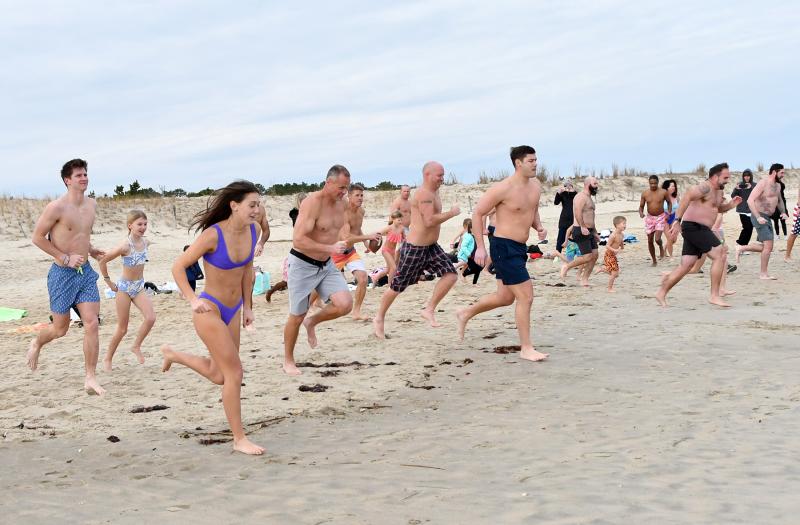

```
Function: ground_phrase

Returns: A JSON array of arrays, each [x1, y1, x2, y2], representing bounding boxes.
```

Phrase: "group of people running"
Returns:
[[26, 152, 798, 455]]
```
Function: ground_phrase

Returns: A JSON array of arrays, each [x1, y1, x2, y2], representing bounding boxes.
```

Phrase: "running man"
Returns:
[[655, 163, 741, 307], [28, 159, 107, 395], [373, 161, 459, 339], [390, 184, 412, 235], [283, 165, 353, 375], [735, 163, 789, 279], [560, 177, 600, 286], [456, 145, 549, 362], [639, 175, 669, 265], [333, 183, 381, 320]]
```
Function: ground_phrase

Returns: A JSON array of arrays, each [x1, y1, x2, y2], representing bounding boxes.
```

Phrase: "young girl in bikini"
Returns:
[[380, 210, 406, 284], [160, 180, 264, 456], [99, 210, 156, 371]]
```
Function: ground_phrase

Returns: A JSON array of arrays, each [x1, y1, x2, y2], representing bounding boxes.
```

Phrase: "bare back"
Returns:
[[35, 195, 97, 264], [492, 177, 542, 243], [683, 181, 724, 227], [408, 187, 442, 245]]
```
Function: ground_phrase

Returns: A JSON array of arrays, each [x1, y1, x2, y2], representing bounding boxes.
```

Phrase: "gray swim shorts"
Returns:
[[751, 215, 775, 242], [287, 249, 349, 316]]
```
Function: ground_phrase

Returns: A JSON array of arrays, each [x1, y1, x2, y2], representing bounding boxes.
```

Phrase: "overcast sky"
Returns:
[[2, 1, 798, 196]]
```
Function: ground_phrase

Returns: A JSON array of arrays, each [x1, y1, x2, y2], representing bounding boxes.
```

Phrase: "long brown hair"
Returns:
[[189, 180, 261, 233]]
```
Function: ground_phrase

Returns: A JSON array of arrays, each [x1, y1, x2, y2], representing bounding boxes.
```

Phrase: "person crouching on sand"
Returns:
[[161, 180, 265, 455], [98, 210, 156, 371]]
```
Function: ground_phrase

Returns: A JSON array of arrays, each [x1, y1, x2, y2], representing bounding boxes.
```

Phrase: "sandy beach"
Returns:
[[2, 174, 800, 523]]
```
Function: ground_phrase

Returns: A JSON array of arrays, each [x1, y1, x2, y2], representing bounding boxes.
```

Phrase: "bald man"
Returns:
[[390, 185, 412, 234], [560, 177, 600, 286], [373, 161, 460, 339]]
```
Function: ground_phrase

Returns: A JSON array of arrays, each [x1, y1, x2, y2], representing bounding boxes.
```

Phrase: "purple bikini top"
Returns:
[[203, 223, 257, 270]]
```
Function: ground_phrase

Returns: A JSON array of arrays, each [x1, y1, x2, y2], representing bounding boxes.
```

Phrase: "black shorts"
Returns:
[[572, 227, 597, 254], [489, 236, 530, 285], [681, 221, 720, 257], [390, 242, 455, 293]]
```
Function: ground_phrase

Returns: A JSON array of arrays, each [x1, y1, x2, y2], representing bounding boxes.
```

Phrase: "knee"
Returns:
[[53, 324, 69, 338], [116, 323, 129, 336], [335, 296, 353, 315], [144, 313, 156, 326], [499, 292, 515, 306], [519, 293, 533, 307], [355, 272, 367, 285], [82, 317, 99, 333]]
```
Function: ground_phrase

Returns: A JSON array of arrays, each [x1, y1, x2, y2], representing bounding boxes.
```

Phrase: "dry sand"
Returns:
[[2, 174, 800, 523]]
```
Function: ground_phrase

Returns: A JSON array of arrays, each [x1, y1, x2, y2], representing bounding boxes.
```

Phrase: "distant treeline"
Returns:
[[101, 180, 402, 199]]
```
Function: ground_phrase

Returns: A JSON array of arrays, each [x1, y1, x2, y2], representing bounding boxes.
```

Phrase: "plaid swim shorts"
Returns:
[[390, 242, 455, 293]]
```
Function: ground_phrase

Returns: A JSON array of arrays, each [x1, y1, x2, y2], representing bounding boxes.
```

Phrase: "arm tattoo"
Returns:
[[699, 184, 711, 196]]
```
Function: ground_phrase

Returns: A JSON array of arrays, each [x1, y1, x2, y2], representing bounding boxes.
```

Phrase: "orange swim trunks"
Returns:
[[603, 250, 619, 273]]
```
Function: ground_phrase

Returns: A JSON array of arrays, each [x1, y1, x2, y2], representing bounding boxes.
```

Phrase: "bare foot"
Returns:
[[650, 261, 657, 267], [351, 312, 371, 322], [27, 338, 42, 371], [102, 358, 113, 373], [373, 317, 386, 339], [709, 295, 732, 307], [607, 288, 616, 293], [520, 346, 549, 362], [302, 318, 318, 348], [456, 309, 469, 342], [580, 279, 590, 287], [559, 263, 569, 279], [282, 361, 302, 376], [421, 308, 441, 328], [721, 289, 737, 296], [233, 437, 265, 455], [785, 257, 792, 262], [131, 346, 145, 364], [160, 344, 174, 372], [654, 289, 668, 307], [84, 376, 107, 396], [759, 274, 777, 280]]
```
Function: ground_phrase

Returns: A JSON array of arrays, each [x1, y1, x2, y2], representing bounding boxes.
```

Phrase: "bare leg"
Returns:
[[560, 253, 593, 280], [457, 282, 514, 341], [506, 280, 549, 362], [350, 271, 369, 320], [373, 287, 400, 339], [27, 313, 70, 371], [104, 293, 132, 371], [655, 255, 696, 306], [608, 270, 619, 292], [707, 246, 731, 306], [736, 241, 762, 263], [421, 272, 457, 327], [786, 234, 797, 261], [647, 232, 657, 265], [689, 254, 706, 274], [76, 301, 105, 396], [303, 290, 353, 347], [655, 230, 665, 259], [128, 293, 155, 364], [265, 281, 287, 303], [759, 240, 776, 279], [580, 251, 599, 286], [283, 313, 305, 375]]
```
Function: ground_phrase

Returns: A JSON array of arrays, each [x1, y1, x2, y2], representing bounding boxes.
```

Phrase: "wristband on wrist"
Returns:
[[103, 276, 111, 280]]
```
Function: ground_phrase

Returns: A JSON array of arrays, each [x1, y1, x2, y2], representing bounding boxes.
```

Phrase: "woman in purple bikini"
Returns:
[[160, 180, 264, 455]]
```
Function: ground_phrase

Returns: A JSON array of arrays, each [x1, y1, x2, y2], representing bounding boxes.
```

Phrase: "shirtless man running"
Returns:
[[735, 163, 788, 279], [373, 161, 459, 339], [456, 145, 549, 362], [639, 175, 669, 265], [655, 163, 741, 307], [282, 165, 352, 375], [390, 184, 412, 235], [28, 159, 108, 395], [332, 183, 381, 320], [560, 177, 600, 286]]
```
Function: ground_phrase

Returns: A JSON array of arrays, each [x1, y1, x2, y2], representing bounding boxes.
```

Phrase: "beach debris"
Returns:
[[483, 332, 499, 340], [462, 358, 473, 364], [107, 435, 120, 443], [384, 361, 397, 365], [406, 382, 436, 390], [297, 361, 365, 368], [492, 345, 521, 354], [359, 403, 391, 411], [130, 404, 169, 413], [16, 421, 24, 429], [299, 384, 330, 392], [319, 370, 339, 377], [399, 463, 446, 470], [281, 397, 289, 401], [198, 437, 231, 446]]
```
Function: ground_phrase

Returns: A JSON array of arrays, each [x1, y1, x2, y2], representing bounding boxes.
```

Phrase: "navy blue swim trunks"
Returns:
[[489, 236, 530, 285]]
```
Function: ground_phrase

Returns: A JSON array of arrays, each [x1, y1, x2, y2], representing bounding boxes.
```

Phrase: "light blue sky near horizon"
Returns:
[[2, 1, 798, 197]]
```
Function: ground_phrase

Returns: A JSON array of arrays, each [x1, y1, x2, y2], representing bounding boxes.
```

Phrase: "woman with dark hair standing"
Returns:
[[731, 169, 755, 246], [554, 181, 577, 253], [661, 179, 679, 257], [161, 180, 265, 455]]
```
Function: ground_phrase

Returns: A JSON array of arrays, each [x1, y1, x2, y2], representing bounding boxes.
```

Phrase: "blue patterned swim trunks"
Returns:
[[47, 262, 100, 314]]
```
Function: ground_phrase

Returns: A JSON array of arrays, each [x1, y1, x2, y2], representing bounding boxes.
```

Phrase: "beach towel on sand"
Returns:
[[0, 307, 27, 322]]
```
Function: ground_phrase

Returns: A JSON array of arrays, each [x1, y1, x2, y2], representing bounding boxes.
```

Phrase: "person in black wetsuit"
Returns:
[[554, 181, 577, 253], [731, 169, 755, 246]]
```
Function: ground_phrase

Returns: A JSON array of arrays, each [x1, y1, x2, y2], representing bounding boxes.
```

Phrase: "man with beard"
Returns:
[[655, 163, 741, 307], [560, 177, 600, 286], [735, 164, 788, 279]]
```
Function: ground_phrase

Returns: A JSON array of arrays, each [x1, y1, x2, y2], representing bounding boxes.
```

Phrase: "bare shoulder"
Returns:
[[413, 187, 433, 204], [697, 181, 711, 195]]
